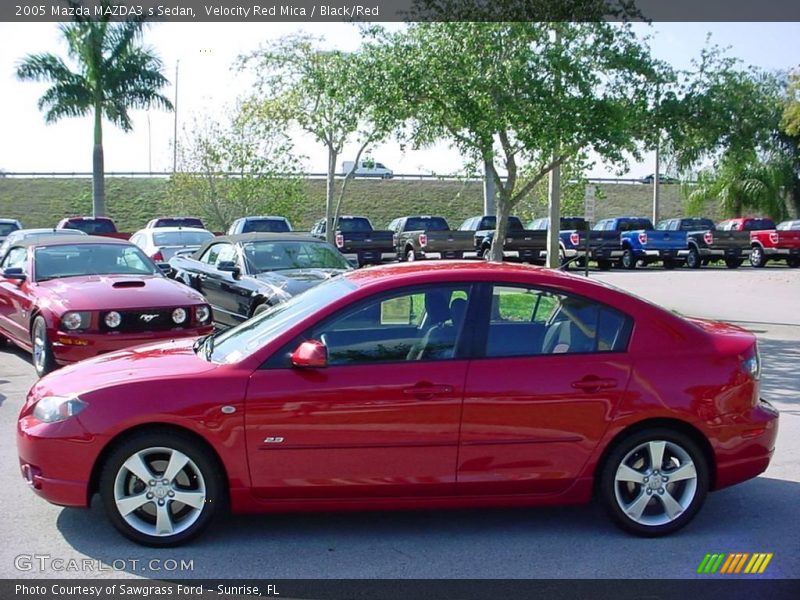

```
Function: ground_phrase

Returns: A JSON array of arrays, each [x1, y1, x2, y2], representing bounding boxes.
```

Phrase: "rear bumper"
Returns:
[[699, 248, 751, 258], [52, 325, 213, 365], [420, 250, 466, 260], [635, 249, 689, 259], [764, 247, 800, 256]]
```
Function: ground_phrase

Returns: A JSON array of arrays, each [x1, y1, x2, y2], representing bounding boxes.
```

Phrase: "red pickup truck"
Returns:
[[56, 217, 130, 240], [749, 219, 800, 268]]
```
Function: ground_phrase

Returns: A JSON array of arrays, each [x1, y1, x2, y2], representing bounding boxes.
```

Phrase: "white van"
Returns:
[[341, 160, 393, 179]]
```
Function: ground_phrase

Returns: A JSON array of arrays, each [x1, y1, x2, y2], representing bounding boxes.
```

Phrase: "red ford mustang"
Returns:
[[17, 262, 777, 546], [0, 236, 214, 376]]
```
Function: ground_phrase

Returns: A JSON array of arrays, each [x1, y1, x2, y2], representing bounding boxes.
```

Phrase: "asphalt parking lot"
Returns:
[[0, 266, 798, 580]]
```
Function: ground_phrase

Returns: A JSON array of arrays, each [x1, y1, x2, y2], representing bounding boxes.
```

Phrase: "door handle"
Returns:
[[571, 377, 618, 392], [403, 384, 454, 397]]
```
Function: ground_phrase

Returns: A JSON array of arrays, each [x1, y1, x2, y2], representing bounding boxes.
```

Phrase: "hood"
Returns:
[[36, 274, 205, 311], [28, 338, 218, 403], [251, 268, 347, 298]]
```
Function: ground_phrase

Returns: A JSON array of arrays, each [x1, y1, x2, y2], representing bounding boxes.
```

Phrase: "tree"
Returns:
[[167, 103, 305, 231], [377, 22, 661, 261], [782, 69, 800, 139], [16, 3, 172, 217], [239, 34, 395, 245]]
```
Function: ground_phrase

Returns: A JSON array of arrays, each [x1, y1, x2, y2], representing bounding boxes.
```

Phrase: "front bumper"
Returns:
[[51, 325, 214, 365]]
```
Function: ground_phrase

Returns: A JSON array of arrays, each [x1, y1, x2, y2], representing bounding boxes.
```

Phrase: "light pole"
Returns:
[[172, 60, 179, 173]]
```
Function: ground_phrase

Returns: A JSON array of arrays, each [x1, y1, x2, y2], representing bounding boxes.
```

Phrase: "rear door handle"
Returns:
[[403, 384, 454, 397], [571, 377, 618, 392]]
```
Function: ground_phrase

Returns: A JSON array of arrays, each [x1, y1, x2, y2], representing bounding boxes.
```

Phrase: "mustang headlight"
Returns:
[[33, 396, 88, 423], [172, 307, 188, 324], [104, 311, 122, 329], [61, 311, 90, 331], [195, 305, 211, 323]]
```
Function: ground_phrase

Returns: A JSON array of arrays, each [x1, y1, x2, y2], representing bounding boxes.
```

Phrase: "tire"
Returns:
[[252, 302, 271, 317], [686, 246, 701, 269], [663, 259, 677, 270], [99, 430, 226, 547], [600, 428, 709, 537], [788, 257, 800, 268], [749, 245, 766, 268], [405, 248, 417, 262], [597, 260, 613, 271], [621, 248, 637, 270], [31, 316, 56, 378], [725, 258, 743, 269]]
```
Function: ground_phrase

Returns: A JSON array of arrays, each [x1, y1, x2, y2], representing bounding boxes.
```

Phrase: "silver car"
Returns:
[[129, 227, 216, 262], [0, 227, 85, 262]]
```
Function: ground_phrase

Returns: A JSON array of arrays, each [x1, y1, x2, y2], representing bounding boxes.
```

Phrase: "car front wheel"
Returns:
[[600, 428, 708, 536], [749, 245, 766, 268], [31, 316, 56, 377], [100, 431, 225, 546]]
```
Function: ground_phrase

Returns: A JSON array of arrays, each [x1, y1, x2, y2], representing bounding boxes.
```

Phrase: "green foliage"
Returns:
[[782, 69, 800, 140], [166, 103, 305, 231]]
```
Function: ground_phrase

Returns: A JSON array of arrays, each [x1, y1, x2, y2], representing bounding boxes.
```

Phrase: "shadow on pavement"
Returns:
[[759, 338, 800, 407]]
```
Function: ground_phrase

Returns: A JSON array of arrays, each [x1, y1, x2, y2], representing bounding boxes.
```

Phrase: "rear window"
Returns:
[[338, 218, 373, 233], [743, 218, 775, 231], [0, 222, 20, 236], [153, 231, 214, 246], [679, 219, 715, 231], [62, 219, 116, 234], [561, 217, 588, 231], [242, 219, 291, 233], [152, 218, 205, 229], [617, 219, 653, 231], [405, 217, 450, 231]]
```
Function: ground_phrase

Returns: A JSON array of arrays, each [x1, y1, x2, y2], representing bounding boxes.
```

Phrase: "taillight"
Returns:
[[769, 232, 779, 244], [151, 251, 164, 262], [335, 234, 344, 249], [638, 232, 647, 245], [418, 233, 428, 248], [703, 231, 714, 245], [569, 232, 580, 246]]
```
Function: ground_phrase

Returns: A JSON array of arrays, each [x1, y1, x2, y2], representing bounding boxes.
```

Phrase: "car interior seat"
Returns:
[[407, 291, 456, 360]]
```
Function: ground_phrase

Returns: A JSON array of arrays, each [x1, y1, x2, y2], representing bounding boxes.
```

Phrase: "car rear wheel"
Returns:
[[99, 431, 225, 547], [31, 316, 56, 377], [621, 248, 637, 270], [749, 245, 766, 268], [686, 247, 701, 269], [252, 302, 271, 317], [600, 428, 708, 536], [406, 248, 417, 262], [788, 257, 800, 268]]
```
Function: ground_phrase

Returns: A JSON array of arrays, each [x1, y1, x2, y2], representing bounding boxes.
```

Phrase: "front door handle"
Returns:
[[403, 384, 454, 398], [571, 377, 618, 392]]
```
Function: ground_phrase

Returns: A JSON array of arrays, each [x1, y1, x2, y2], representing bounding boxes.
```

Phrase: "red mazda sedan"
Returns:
[[17, 262, 777, 545], [0, 236, 214, 376]]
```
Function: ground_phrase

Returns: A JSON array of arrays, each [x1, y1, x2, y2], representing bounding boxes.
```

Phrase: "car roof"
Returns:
[[15, 235, 132, 248], [11, 227, 86, 236], [0, 218, 20, 224], [203, 232, 323, 245], [135, 227, 212, 236], [236, 216, 288, 221]]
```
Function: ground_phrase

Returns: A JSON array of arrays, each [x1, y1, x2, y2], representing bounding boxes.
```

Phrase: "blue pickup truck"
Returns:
[[527, 217, 588, 265], [592, 217, 691, 269]]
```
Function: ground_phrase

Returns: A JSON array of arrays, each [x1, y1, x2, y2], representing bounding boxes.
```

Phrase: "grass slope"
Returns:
[[0, 177, 713, 232]]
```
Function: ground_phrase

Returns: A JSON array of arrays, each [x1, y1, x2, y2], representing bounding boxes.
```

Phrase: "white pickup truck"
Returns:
[[341, 160, 393, 179]]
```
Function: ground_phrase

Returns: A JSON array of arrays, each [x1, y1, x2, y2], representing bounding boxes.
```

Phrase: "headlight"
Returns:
[[61, 311, 89, 331], [172, 307, 188, 324], [195, 305, 211, 323], [104, 311, 122, 329], [33, 396, 88, 423]]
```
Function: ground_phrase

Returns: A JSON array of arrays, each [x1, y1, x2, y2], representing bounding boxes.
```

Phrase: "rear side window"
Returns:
[[484, 285, 632, 358]]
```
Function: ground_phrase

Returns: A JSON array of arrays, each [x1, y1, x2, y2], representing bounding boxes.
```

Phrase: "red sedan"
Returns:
[[17, 262, 777, 546], [0, 236, 213, 376]]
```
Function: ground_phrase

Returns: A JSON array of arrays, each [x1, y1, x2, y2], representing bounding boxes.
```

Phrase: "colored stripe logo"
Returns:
[[697, 553, 773, 574]]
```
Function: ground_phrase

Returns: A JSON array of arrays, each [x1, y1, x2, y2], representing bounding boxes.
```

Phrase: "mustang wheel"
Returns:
[[100, 431, 225, 547], [31, 316, 56, 377], [600, 428, 708, 536]]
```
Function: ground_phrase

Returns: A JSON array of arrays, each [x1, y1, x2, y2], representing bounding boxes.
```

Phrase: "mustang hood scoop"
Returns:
[[112, 280, 146, 288]]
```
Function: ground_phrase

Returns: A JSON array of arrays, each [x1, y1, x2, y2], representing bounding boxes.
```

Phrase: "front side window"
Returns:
[[485, 285, 632, 358], [310, 285, 471, 365], [2, 247, 27, 271], [200, 243, 235, 267], [242, 241, 350, 273]]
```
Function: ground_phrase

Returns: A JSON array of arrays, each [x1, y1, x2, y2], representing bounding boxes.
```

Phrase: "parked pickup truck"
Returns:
[[749, 220, 800, 268], [587, 217, 655, 270], [458, 215, 545, 261], [310, 215, 395, 267], [227, 216, 293, 235], [388, 216, 474, 261], [56, 216, 130, 239], [528, 216, 589, 263], [686, 217, 775, 269]]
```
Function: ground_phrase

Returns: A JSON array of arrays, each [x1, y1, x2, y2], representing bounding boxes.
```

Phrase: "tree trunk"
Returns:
[[325, 145, 337, 245], [92, 105, 106, 217], [489, 194, 511, 262]]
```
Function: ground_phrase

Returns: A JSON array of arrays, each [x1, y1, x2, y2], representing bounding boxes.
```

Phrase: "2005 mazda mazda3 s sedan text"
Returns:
[[17, 262, 778, 546]]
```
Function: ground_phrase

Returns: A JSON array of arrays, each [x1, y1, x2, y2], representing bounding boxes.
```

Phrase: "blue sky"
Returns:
[[0, 21, 798, 178]]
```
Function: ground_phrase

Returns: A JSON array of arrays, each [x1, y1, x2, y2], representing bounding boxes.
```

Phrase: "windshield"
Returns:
[[209, 277, 357, 364], [242, 240, 351, 273], [0, 223, 19, 236], [338, 218, 373, 232], [242, 219, 291, 233], [153, 218, 205, 228], [34, 243, 159, 281], [153, 231, 214, 246], [61, 219, 116, 234], [405, 217, 450, 231]]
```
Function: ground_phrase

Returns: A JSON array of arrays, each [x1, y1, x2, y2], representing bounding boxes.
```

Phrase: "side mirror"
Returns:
[[2, 267, 26, 282], [290, 340, 328, 368], [218, 261, 241, 279]]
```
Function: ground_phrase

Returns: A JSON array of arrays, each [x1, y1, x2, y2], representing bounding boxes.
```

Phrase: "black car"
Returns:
[[169, 233, 352, 327]]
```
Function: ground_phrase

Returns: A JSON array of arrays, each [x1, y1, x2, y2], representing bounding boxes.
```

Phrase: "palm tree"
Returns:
[[16, 11, 172, 217]]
